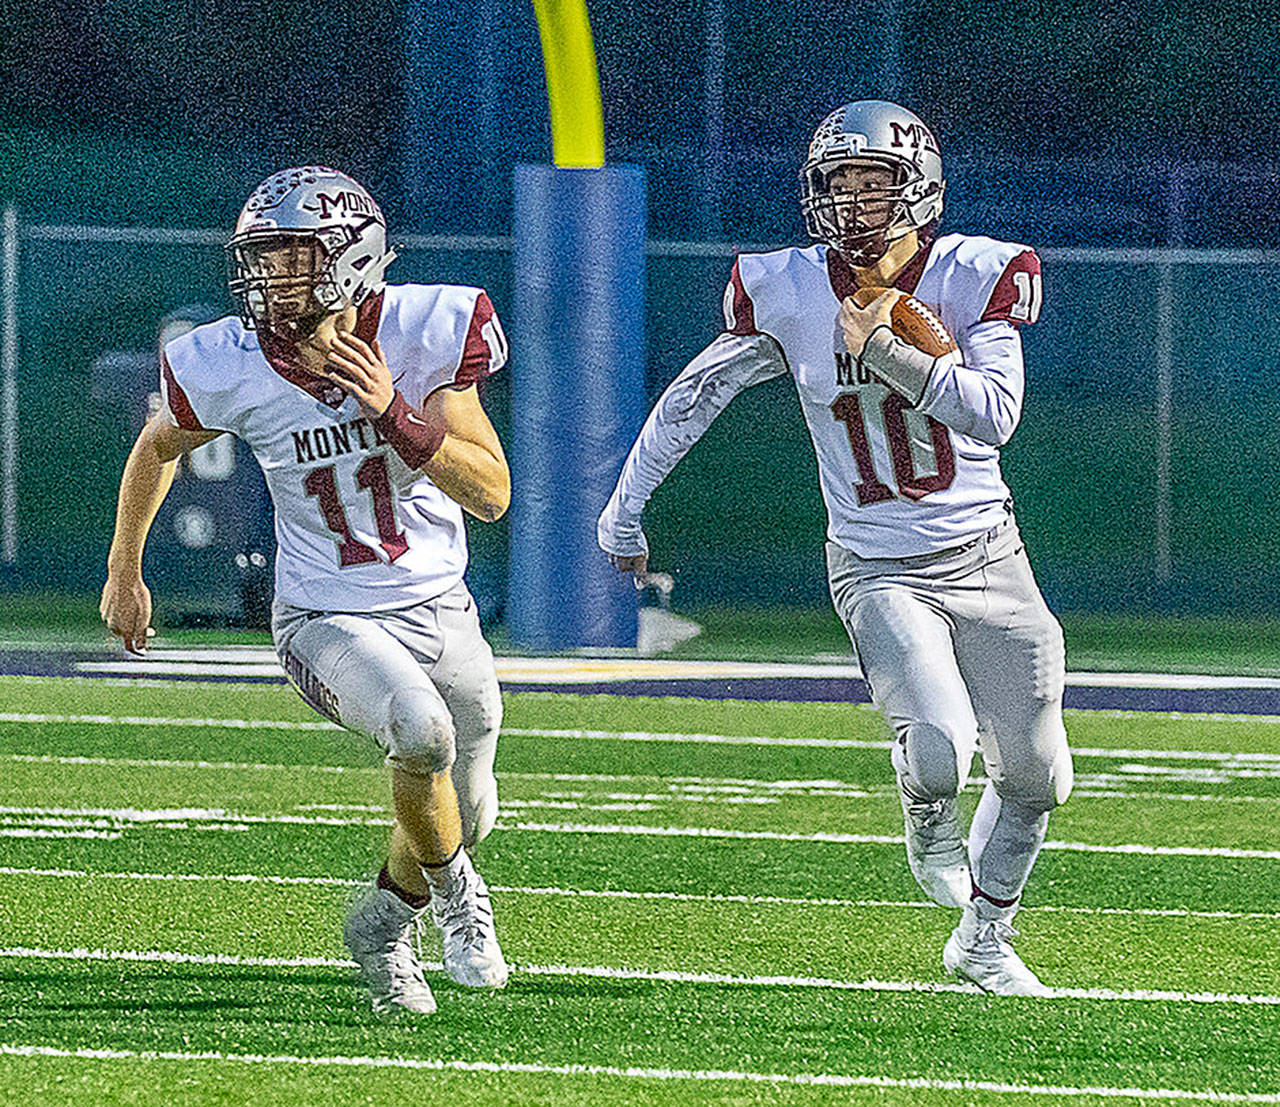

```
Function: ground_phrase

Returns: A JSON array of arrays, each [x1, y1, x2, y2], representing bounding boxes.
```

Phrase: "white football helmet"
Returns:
[[800, 100, 945, 263], [226, 166, 396, 338]]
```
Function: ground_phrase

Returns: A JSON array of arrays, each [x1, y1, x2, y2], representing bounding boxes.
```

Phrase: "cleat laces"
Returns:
[[908, 795, 962, 853], [437, 870, 494, 951], [975, 919, 1021, 951]]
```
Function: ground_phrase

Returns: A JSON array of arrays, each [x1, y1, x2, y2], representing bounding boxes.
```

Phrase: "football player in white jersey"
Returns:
[[101, 167, 512, 1015], [598, 102, 1072, 996]]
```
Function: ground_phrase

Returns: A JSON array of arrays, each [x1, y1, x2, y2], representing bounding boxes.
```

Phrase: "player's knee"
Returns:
[[903, 721, 974, 799], [999, 723, 1072, 811], [460, 683, 502, 748], [385, 689, 456, 776]]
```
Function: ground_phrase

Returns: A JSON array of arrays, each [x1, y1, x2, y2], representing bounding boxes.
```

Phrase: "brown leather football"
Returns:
[[851, 287, 957, 357]]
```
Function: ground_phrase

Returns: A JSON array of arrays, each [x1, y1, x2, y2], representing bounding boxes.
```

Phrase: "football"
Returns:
[[851, 287, 957, 358]]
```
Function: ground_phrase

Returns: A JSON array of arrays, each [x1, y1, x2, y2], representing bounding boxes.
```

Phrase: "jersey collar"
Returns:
[[825, 234, 935, 301]]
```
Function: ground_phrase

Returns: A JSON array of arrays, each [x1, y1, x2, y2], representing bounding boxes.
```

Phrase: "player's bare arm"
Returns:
[[421, 384, 510, 522], [323, 331, 509, 521], [101, 412, 222, 653]]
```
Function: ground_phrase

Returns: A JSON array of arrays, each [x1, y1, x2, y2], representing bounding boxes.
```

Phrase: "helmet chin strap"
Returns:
[[835, 228, 894, 267], [837, 225, 920, 278]]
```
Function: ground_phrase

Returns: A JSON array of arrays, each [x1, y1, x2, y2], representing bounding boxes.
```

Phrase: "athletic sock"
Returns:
[[376, 863, 429, 910], [967, 780, 1049, 904]]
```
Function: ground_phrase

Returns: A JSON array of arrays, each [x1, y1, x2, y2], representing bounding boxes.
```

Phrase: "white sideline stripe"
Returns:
[[7, 713, 1280, 765], [1, 805, 1277, 859], [2, 946, 1278, 1007], [53, 646, 1280, 688], [6, 753, 1278, 805], [2, 1046, 1276, 1104], [4, 866, 1279, 922], [75, 662, 287, 677], [506, 821, 1280, 860]]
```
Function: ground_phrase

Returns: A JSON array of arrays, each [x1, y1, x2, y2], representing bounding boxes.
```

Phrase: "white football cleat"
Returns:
[[898, 776, 972, 908], [431, 860, 509, 989], [943, 909, 1051, 997], [343, 885, 437, 1015]]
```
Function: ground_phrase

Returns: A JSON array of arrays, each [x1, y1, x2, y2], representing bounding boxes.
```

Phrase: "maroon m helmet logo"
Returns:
[[889, 121, 939, 154], [315, 190, 377, 220]]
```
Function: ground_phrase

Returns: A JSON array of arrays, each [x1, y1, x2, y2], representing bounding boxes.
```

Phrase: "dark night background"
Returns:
[[1, 0, 1277, 621], [2, 0, 1271, 240]]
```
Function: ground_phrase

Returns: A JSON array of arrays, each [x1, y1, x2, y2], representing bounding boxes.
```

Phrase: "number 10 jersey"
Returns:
[[160, 283, 506, 612], [727, 234, 1042, 558]]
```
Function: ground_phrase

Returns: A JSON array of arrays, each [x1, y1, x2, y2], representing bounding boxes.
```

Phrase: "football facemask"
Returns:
[[225, 166, 396, 338], [800, 100, 945, 264], [803, 160, 909, 263], [226, 235, 335, 339]]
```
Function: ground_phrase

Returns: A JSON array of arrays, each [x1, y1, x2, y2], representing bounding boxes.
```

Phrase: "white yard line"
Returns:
[[3, 752, 365, 774], [504, 820, 1280, 860], [1, 1045, 1275, 1103], [0, 712, 341, 731], [5, 716, 1280, 764], [3, 865, 1279, 921], [0, 866, 364, 888], [6, 754, 1278, 806], [1, 946, 1277, 1007], [1, 805, 1276, 858]]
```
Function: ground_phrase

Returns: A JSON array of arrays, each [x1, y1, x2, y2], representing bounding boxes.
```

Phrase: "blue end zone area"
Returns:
[[7, 646, 1280, 714]]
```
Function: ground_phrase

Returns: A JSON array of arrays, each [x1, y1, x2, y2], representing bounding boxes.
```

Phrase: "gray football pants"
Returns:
[[272, 580, 502, 848], [827, 515, 1073, 905]]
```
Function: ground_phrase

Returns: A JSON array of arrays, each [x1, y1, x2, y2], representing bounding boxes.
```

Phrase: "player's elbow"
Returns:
[[985, 406, 1021, 447], [487, 473, 511, 521], [938, 403, 1020, 447], [475, 461, 511, 522], [967, 387, 1022, 446]]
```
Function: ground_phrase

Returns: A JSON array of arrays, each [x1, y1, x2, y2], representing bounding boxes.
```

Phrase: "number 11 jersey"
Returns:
[[160, 284, 507, 612], [726, 233, 1042, 558]]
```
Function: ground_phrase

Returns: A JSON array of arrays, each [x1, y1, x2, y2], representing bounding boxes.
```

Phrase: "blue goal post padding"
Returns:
[[509, 164, 647, 651]]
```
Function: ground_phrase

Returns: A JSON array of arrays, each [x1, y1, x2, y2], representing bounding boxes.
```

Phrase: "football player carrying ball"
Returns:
[[599, 101, 1070, 997]]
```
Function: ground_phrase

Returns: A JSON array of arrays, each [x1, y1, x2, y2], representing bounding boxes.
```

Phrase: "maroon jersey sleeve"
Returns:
[[722, 259, 761, 336], [455, 291, 508, 387], [159, 350, 207, 431], [980, 248, 1043, 327]]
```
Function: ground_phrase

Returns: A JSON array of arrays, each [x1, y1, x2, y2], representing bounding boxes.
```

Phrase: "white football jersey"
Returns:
[[160, 283, 507, 611], [726, 234, 1042, 557]]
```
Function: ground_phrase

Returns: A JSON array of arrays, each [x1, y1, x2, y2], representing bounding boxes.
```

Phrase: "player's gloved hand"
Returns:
[[597, 498, 650, 582], [837, 288, 895, 361], [100, 572, 155, 656]]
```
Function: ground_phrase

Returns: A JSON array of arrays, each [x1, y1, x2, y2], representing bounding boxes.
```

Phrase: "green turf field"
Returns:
[[2, 675, 1278, 1104]]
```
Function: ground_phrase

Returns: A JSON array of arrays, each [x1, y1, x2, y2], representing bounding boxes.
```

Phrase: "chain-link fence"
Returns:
[[5, 212, 1279, 620]]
